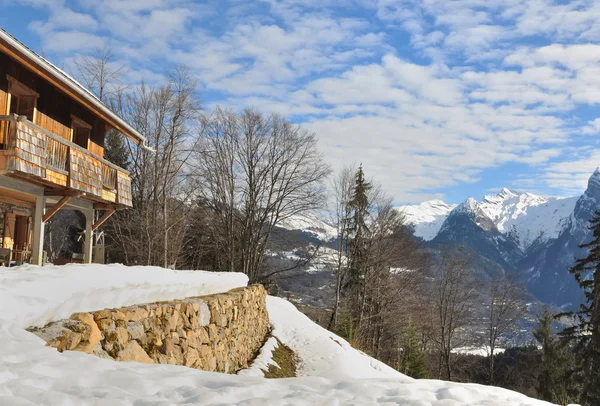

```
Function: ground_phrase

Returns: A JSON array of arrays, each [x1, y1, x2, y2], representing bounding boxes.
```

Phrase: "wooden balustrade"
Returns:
[[46, 137, 68, 172], [0, 114, 132, 207], [101, 162, 116, 190], [0, 118, 10, 147]]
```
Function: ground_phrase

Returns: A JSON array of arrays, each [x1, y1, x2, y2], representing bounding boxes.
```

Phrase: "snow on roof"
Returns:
[[0, 263, 556, 405], [0, 28, 148, 146]]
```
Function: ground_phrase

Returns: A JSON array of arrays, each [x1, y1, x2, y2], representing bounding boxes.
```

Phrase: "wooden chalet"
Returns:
[[0, 28, 146, 266]]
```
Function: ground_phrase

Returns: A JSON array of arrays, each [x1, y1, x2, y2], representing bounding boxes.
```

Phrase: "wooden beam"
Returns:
[[42, 195, 72, 222], [45, 189, 86, 197], [92, 209, 116, 231], [94, 203, 119, 210]]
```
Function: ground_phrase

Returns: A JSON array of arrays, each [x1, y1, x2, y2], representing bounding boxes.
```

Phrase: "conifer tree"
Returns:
[[561, 211, 600, 406], [397, 322, 429, 379], [345, 165, 372, 327], [534, 307, 565, 402]]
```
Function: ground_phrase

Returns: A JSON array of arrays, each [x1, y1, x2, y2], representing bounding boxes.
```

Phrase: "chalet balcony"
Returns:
[[0, 114, 132, 207]]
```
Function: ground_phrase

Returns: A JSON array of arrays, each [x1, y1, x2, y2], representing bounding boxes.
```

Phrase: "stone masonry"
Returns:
[[32, 285, 269, 373]]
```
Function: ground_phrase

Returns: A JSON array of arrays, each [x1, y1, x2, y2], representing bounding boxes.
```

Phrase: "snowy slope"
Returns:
[[477, 189, 577, 250], [400, 200, 457, 240], [0, 264, 556, 405], [278, 213, 338, 241], [403, 190, 577, 250]]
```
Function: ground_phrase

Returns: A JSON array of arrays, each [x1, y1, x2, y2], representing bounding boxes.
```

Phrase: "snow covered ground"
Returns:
[[0, 264, 556, 405]]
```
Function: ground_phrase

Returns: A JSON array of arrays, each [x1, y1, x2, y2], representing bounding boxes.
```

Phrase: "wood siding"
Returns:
[[117, 171, 132, 206], [0, 89, 8, 144], [88, 140, 104, 157], [69, 148, 102, 197], [6, 120, 46, 178], [45, 168, 67, 187], [35, 111, 71, 141]]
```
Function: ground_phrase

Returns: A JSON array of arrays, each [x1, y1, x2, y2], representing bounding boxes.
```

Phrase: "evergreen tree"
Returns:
[[397, 322, 429, 379], [103, 130, 130, 170], [345, 165, 372, 327], [534, 306, 571, 403], [561, 210, 600, 406]]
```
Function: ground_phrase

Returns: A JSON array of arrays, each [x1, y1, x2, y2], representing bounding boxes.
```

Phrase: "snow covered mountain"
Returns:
[[278, 213, 338, 242], [401, 188, 577, 251], [400, 200, 457, 240], [401, 169, 600, 307]]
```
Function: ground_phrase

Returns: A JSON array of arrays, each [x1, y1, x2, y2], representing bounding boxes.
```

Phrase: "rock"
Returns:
[[112, 310, 126, 321], [207, 356, 217, 372], [116, 341, 154, 364], [197, 301, 210, 326], [167, 311, 179, 331], [115, 326, 129, 344], [197, 327, 210, 344], [92, 343, 113, 360], [184, 347, 199, 367], [70, 312, 102, 353], [96, 318, 116, 334], [93, 309, 112, 320], [122, 307, 149, 322], [215, 314, 227, 327], [57, 330, 82, 352], [208, 324, 219, 342], [161, 337, 175, 356], [199, 344, 211, 357], [126, 321, 145, 340]]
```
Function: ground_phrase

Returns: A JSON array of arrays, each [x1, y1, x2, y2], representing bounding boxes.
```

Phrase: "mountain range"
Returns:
[[277, 169, 600, 308], [400, 169, 600, 307]]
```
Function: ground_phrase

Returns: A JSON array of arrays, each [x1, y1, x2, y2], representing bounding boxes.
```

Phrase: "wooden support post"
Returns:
[[83, 209, 93, 264], [92, 209, 115, 231], [42, 195, 72, 223], [30, 196, 45, 266]]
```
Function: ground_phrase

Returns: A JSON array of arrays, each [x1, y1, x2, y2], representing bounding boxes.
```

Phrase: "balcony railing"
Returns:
[[46, 137, 68, 173], [0, 114, 132, 207]]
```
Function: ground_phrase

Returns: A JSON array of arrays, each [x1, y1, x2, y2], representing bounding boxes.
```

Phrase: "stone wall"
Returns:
[[32, 285, 269, 373]]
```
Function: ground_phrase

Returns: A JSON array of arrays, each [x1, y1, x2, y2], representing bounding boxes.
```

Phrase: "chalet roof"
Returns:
[[0, 28, 148, 147]]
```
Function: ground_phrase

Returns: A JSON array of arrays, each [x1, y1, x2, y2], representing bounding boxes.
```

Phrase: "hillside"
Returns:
[[0, 264, 554, 405]]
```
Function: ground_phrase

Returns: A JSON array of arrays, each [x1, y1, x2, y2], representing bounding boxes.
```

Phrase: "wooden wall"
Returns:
[[0, 50, 107, 157], [34, 111, 71, 141], [6, 121, 46, 178], [0, 88, 8, 145], [69, 148, 102, 197]]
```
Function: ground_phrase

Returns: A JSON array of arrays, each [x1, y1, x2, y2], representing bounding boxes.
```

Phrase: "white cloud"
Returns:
[[14, 0, 600, 202]]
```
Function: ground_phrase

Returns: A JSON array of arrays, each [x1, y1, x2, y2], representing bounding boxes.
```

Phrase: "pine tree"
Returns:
[[561, 210, 600, 406], [397, 322, 429, 379], [533, 307, 563, 402], [103, 130, 130, 170], [345, 165, 371, 328]]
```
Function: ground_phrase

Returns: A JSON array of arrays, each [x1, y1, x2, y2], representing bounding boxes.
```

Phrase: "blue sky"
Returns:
[[2, 0, 600, 204]]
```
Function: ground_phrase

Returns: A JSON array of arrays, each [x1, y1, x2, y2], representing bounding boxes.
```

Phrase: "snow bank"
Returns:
[[0, 264, 556, 405], [0, 264, 248, 328]]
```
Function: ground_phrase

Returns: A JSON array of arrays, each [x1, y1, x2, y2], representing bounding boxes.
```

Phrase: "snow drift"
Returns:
[[0, 264, 555, 405]]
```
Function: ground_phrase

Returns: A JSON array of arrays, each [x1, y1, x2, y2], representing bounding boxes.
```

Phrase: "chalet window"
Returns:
[[71, 115, 92, 149], [7, 75, 38, 121]]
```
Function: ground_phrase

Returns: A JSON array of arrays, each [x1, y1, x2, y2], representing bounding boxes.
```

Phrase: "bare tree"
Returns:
[[106, 69, 199, 267], [485, 272, 527, 385], [74, 44, 128, 102], [429, 251, 479, 380], [193, 107, 330, 282]]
